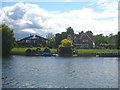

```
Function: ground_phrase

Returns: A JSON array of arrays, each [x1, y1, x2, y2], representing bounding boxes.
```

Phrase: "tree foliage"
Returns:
[[58, 39, 73, 56], [60, 39, 73, 48], [55, 33, 63, 48], [66, 27, 74, 35], [46, 33, 54, 40], [61, 32, 67, 39], [86, 31, 93, 39], [55, 26, 74, 48], [46, 33, 55, 48], [1, 24, 15, 56]]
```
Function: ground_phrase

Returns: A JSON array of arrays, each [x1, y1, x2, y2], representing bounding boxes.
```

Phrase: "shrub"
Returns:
[[43, 47, 51, 53], [25, 49, 32, 55], [58, 47, 73, 56]]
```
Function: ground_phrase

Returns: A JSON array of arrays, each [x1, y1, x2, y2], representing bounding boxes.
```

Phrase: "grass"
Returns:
[[11, 47, 57, 53], [77, 49, 119, 54], [11, 47, 119, 54]]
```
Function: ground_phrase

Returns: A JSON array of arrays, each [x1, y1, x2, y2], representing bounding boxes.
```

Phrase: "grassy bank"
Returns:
[[11, 48, 119, 55], [77, 49, 119, 54], [11, 47, 57, 54]]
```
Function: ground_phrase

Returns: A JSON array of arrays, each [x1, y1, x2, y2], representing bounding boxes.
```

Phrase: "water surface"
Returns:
[[2, 55, 118, 88]]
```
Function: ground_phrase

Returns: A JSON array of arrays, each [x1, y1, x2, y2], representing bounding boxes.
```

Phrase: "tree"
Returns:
[[1, 24, 15, 56], [61, 32, 67, 39], [86, 31, 93, 39], [60, 39, 73, 48], [55, 33, 63, 48], [46, 33, 54, 40], [46, 33, 55, 48], [79, 31, 84, 36], [108, 33, 117, 49], [66, 27, 74, 35], [93, 34, 109, 48], [58, 39, 73, 56]]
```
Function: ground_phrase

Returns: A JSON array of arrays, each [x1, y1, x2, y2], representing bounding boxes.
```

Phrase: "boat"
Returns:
[[97, 52, 120, 57], [41, 52, 52, 56]]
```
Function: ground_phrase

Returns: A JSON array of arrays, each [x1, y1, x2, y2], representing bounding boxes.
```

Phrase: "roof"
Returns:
[[79, 33, 94, 43], [18, 35, 33, 42], [68, 33, 94, 43], [17, 35, 48, 42]]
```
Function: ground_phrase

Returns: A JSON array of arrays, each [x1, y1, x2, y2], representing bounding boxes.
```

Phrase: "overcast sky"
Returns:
[[0, 0, 118, 39]]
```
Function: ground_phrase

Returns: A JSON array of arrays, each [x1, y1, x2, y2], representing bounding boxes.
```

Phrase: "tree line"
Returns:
[[46, 26, 119, 49]]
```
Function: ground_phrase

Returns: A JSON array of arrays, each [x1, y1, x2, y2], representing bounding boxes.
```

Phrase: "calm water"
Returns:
[[2, 55, 118, 88]]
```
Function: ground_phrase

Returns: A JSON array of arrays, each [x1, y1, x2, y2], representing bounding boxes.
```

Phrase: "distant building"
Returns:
[[67, 33, 95, 49], [16, 35, 48, 47]]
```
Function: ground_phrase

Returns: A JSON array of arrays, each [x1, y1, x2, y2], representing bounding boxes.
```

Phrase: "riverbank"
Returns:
[[10, 48, 119, 56]]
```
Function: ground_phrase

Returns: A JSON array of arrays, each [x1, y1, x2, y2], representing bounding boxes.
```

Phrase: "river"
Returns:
[[2, 55, 118, 88]]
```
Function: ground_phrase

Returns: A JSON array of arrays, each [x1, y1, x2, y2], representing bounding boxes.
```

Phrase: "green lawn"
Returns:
[[77, 49, 119, 54], [11, 47, 119, 54], [11, 47, 57, 53]]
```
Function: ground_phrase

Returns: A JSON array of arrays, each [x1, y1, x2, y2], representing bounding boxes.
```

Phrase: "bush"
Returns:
[[58, 47, 73, 56], [43, 47, 51, 53], [25, 49, 32, 55]]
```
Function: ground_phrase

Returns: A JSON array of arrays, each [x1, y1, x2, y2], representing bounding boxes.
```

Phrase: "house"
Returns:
[[67, 33, 95, 49], [16, 35, 48, 47]]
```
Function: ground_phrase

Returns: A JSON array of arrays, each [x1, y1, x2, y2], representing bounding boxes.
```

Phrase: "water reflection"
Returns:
[[2, 56, 118, 88]]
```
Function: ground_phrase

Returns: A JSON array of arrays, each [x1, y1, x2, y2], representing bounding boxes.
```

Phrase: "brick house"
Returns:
[[67, 33, 95, 49]]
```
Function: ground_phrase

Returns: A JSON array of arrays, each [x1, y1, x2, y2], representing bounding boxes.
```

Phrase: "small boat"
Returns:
[[41, 52, 52, 56]]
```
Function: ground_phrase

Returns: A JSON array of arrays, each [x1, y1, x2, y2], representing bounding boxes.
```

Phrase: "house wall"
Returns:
[[67, 33, 94, 49]]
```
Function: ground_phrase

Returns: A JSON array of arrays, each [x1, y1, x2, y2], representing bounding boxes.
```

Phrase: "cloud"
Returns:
[[21, 29, 37, 33], [1, 2, 118, 39]]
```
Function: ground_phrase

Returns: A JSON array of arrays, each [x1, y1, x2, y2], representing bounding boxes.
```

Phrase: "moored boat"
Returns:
[[97, 52, 120, 57]]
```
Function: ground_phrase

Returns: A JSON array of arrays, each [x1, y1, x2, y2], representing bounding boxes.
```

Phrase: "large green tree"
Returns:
[[1, 24, 15, 56], [66, 27, 74, 35], [55, 33, 63, 48], [61, 32, 67, 39], [86, 31, 93, 39], [93, 34, 109, 48]]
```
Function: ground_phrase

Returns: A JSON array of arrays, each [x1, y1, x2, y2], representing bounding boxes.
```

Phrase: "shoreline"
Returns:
[[10, 52, 120, 57]]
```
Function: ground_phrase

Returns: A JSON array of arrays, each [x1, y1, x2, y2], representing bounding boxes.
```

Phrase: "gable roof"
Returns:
[[18, 35, 34, 42], [68, 33, 94, 43], [17, 35, 48, 42], [35, 35, 48, 40], [80, 33, 94, 43]]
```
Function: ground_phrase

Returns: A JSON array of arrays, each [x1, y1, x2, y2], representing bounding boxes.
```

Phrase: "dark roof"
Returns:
[[35, 35, 48, 40], [17, 35, 48, 42], [17, 35, 33, 42]]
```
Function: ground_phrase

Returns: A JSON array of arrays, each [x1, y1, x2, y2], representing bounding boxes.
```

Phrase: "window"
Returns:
[[26, 40, 31, 43], [80, 44, 88, 48], [82, 40, 88, 42]]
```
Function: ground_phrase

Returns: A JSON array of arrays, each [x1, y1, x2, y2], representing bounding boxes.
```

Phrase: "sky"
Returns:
[[0, 0, 119, 39]]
